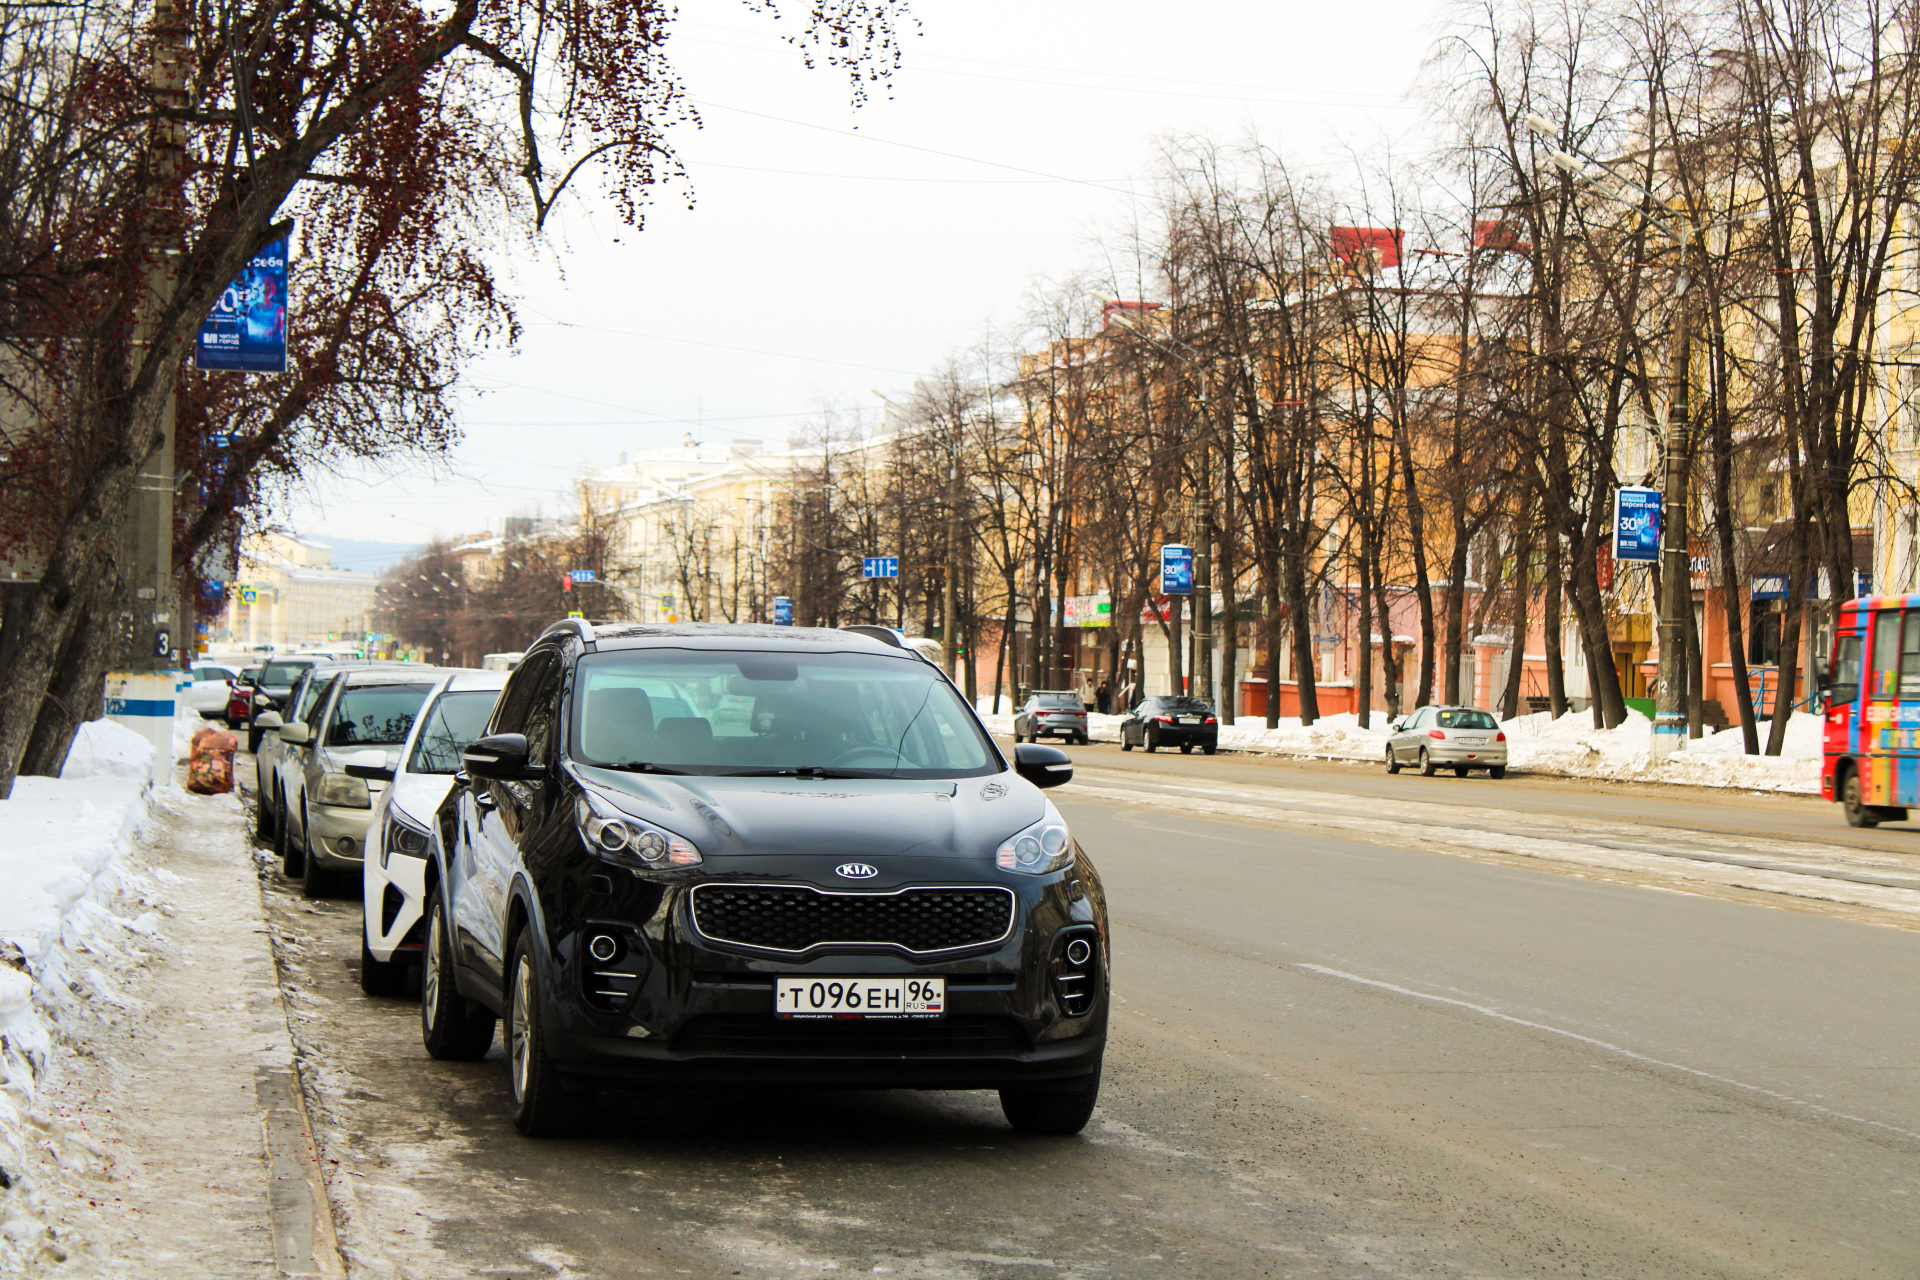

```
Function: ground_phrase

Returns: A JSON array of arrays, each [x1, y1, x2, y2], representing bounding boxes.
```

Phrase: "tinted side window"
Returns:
[[491, 652, 557, 736], [520, 661, 565, 767]]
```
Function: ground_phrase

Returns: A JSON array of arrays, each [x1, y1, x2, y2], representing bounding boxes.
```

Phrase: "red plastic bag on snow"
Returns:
[[188, 724, 238, 795]]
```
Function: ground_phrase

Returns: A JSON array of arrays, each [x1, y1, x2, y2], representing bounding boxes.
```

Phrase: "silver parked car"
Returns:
[[1385, 705, 1508, 778], [1014, 690, 1089, 745]]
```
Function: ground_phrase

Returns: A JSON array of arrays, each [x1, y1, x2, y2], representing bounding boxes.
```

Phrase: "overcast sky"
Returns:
[[288, 0, 1447, 555]]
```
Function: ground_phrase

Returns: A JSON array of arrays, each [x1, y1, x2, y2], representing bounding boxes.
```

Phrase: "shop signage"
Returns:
[[1611, 487, 1662, 562]]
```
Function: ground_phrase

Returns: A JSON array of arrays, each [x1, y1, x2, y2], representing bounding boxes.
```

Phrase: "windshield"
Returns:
[[328, 682, 435, 747], [262, 661, 312, 686], [1436, 709, 1498, 730], [408, 689, 503, 774], [571, 648, 999, 778]]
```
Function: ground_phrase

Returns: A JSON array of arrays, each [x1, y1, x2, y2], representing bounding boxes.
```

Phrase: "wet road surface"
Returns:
[[246, 749, 1920, 1279]]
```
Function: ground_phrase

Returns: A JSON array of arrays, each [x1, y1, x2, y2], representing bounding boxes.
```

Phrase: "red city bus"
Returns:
[[1821, 594, 1913, 827]]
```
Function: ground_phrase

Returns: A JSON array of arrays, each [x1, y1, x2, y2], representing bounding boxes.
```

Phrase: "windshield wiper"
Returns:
[[594, 761, 691, 775], [721, 766, 876, 779]]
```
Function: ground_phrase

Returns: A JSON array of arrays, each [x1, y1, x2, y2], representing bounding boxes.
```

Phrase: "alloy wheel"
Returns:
[[423, 913, 444, 1025], [510, 954, 534, 1103]]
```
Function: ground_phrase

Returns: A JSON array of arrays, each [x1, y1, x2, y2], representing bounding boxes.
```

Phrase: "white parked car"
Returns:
[[183, 663, 240, 717], [357, 670, 510, 996]]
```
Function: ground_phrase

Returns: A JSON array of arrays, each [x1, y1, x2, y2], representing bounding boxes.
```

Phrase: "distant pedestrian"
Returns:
[[1096, 678, 1112, 715]]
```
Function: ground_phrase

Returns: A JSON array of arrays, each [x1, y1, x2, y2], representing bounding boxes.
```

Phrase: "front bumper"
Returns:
[[308, 801, 377, 868], [528, 856, 1110, 1090]]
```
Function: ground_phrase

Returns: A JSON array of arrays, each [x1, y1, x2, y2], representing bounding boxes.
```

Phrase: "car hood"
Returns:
[[387, 770, 458, 827], [574, 766, 1047, 861]]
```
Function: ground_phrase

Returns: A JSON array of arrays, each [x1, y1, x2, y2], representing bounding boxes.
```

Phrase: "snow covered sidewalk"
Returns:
[[976, 699, 1823, 794], [0, 722, 340, 1277]]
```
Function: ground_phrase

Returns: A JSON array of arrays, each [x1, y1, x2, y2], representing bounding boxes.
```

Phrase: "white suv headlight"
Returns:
[[575, 793, 702, 868], [996, 812, 1075, 874], [381, 811, 430, 868]]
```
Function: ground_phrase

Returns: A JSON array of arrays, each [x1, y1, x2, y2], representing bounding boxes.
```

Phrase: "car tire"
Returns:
[[1418, 748, 1437, 777], [1202, 743, 1216, 755], [421, 889, 495, 1061], [1144, 729, 1157, 753], [1842, 769, 1881, 828], [1179, 742, 1193, 754], [360, 930, 409, 998], [1000, 1069, 1101, 1136], [299, 801, 332, 898], [1489, 765, 1507, 779], [1120, 733, 1133, 752], [255, 788, 274, 839], [1454, 764, 1469, 778], [1385, 749, 1401, 775], [278, 789, 304, 877], [506, 932, 588, 1137]]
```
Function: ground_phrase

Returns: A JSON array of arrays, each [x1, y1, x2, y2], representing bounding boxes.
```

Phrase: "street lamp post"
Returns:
[[1526, 116, 1704, 759], [1101, 301, 1217, 707]]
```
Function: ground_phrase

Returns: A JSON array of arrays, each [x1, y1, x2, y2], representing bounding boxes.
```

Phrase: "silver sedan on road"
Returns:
[[1385, 705, 1508, 778]]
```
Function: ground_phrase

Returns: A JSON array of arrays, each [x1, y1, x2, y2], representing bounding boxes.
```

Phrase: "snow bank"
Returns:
[[0, 719, 169, 1269], [975, 696, 1821, 793]]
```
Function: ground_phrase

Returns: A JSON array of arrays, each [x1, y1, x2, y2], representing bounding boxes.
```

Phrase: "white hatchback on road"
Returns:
[[357, 670, 509, 996]]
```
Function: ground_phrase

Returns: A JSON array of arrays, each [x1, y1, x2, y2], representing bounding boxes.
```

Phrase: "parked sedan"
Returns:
[[357, 670, 508, 996], [1384, 705, 1508, 778], [1014, 691, 1089, 745], [183, 663, 240, 718], [1119, 696, 1219, 754]]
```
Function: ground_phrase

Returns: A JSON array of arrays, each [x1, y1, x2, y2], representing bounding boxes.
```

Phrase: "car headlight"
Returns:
[[316, 772, 370, 808], [996, 813, 1075, 874], [574, 793, 702, 868], [381, 811, 430, 868]]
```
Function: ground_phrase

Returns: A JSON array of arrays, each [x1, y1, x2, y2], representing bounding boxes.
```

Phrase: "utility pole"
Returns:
[[941, 450, 959, 677], [108, 0, 187, 780], [1192, 370, 1214, 707]]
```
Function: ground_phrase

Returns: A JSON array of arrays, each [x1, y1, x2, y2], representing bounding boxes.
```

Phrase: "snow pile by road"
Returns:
[[0, 719, 170, 1269], [976, 697, 1822, 793]]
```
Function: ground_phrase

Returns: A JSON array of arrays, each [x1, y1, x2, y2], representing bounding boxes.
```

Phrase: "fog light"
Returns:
[[587, 933, 619, 962], [335, 836, 358, 856], [1065, 937, 1092, 966]]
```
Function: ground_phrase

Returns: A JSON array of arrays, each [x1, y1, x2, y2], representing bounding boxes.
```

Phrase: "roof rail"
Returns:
[[538, 616, 597, 645], [841, 624, 906, 649]]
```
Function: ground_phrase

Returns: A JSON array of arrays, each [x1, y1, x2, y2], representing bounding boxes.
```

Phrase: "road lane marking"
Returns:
[[1297, 964, 1920, 1145]]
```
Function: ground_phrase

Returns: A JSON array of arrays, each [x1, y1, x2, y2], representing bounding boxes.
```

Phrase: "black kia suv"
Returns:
[[421, 620, 1108, 1137]]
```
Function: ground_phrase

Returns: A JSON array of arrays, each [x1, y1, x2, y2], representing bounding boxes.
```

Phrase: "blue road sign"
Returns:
[[1611, 487, 1662, 562], [569, 569, 596, 583], [863, 556, 900, 579], [773, 596, 795, 625], [1160, 544, 1194, 595]]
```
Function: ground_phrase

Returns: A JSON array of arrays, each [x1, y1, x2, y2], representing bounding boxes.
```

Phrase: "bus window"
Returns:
[[1831, 633, 1862, 705], [1871, 608, 1902, 698], [1901, 613, 1920, 695]]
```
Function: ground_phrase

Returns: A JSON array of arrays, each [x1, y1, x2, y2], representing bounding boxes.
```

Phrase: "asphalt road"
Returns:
[[249, 748, 1920, 1279]]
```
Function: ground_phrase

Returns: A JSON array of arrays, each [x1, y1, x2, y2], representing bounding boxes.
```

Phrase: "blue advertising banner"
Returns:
[[1611, 487, 1662, 562], [862, 556, 899, 580], [195, 236, 289, 373], [1160, 544, 1194, 595], [773, 596, 794, 625]]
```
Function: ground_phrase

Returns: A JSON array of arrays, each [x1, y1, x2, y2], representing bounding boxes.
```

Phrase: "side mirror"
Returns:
[[1013, 742, 1073, 789], [254, 710, 284, 730], [1388, 720, 1402, 733], [463, 732, 531, 779], [277, 721, 311, 746], [343, 748, 395, 783]]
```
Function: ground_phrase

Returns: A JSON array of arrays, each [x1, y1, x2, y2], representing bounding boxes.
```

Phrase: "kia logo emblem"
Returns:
[[836, 862, 878, 879]]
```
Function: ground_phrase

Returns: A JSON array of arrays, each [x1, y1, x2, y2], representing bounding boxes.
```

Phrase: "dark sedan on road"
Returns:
[[421, 621, 1109, 1138], [1120, 696, 1219, 754]]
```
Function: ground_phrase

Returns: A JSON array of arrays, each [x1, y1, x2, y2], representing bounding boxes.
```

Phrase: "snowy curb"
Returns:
[[975, 700, 1822, 795], [0, 718, 184, 1269]]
